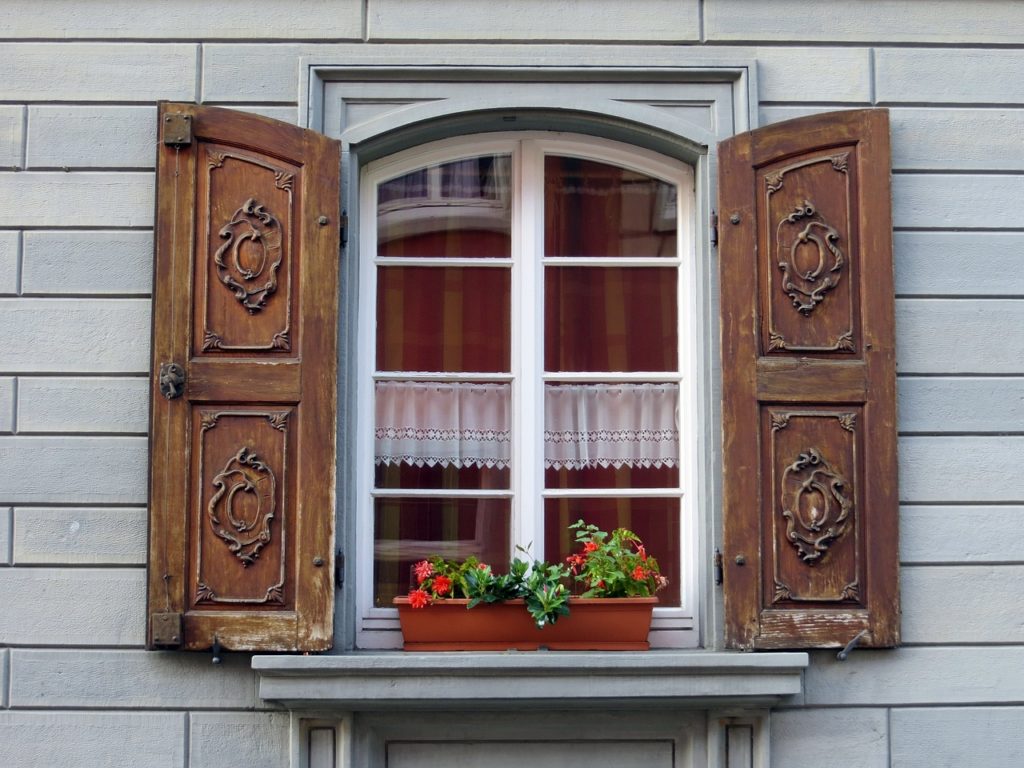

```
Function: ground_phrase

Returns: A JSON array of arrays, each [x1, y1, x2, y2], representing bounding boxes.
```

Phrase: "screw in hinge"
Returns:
[[713, 548, 723, 586], [710, 211, 719, 248]]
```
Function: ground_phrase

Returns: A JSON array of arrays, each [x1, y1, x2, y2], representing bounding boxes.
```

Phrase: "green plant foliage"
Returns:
[[405, 519, 666, 627]]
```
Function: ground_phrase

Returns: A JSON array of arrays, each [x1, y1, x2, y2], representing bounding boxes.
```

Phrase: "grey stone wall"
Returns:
[[1, 2, 1023, 765]]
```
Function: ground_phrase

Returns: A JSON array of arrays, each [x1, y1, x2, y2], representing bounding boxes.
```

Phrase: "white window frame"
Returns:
[[355, 132, 699, 649]]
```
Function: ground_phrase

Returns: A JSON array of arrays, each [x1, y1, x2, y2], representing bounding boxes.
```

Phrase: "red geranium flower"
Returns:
[[632, 565, 647, 580], [433, 574, 452, 596], [408, 589, 430, 608], [413, 560, 434, 584], [583, 541, 599, 553]]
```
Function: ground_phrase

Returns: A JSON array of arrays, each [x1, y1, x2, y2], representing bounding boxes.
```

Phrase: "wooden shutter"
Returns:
[[719, 109, 899, 650], [147, 103, 340, 651]]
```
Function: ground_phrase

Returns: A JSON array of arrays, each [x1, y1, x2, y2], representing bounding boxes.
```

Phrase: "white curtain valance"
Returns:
[[375, 381, 511, 469], [544, 383, 679, 470], [375, 381, 679, 471]]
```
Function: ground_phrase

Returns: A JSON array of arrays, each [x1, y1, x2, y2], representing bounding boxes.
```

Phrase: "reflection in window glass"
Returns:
[[376, 266, 511, 372], [544, 497, 681, 607], [378, 155, 512, 258], [374, 498, 511, 606], [545, 266, 677, 372], [545, 155, 677, 258]]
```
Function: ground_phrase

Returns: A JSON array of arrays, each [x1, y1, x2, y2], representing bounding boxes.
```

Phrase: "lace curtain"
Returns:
[[375, 381, 678, 471], [375, 381, 512, 469], [544, 383, 678, 469]]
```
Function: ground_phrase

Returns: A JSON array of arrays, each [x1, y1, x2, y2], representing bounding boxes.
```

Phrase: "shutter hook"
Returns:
[[211, 635, 222, 665], [836, 629, 868, 661]]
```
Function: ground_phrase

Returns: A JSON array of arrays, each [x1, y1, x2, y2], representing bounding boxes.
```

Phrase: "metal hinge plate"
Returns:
[[335, 551, 345, 588], [162, 113, 193, 146], [151, 612, 183, 647], [710, 211, 719, 248]]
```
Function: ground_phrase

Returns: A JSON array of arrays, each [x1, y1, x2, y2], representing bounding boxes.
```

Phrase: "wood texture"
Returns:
[[18, 378, 149, 433], [0, 231, 18, 295], [10, 649, 255, 709], [189, 713, 290, 768], [771, 708, 888, 768], [1, 0, 362, 39], [0, 712, 185, 768], [147, 103, 340, 652], [367, 0, 700, 41], [707, 0, 1024, 43], [805, 646, 1024, 705], [0, 43, 196, 101], [0, 378, 13, 432], [0, 106, 25, 169], [13, 507, 147, 565], [0, 568, 145, 646], [719, 109, 899, 649], [22, 231, 153, 295], [891, 707, 1024, 767]]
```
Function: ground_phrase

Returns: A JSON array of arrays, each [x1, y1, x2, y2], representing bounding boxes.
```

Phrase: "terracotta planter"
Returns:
[[393, 596, 657, 651]]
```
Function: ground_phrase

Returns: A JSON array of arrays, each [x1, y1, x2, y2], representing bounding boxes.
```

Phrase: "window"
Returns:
[[355, 134, 699, 648]]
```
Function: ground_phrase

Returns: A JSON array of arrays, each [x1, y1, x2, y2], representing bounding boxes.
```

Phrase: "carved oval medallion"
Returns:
[[214, 198, 283, 314], [207, 446, 277, 567], [780, 447, 853, 564], [776, 199, 844, 316]]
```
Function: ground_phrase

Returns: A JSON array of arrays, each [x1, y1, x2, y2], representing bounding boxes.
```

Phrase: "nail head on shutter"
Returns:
[[729, 213, 741, 225], [317, 215, 329, 226], [313, 556, 325, 567]]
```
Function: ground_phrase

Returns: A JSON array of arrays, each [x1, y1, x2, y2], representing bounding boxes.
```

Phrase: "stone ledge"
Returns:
[[253, 651, 807, 710]]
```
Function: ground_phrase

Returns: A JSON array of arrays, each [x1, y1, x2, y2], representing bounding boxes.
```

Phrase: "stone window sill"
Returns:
[[253, 651, 807, 710]]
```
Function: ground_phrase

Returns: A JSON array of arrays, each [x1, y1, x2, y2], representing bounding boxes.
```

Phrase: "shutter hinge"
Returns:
[[710, 210, 719, 248], [713, 548, 723, 586], [335, 551, 345, 588], [161, 113, 193, 146], [150, 612, 183, 647], [339, 210, 348, 248]]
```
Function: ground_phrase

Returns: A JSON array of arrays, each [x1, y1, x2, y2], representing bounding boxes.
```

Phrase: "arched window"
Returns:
[[356, 133, 699, 648]]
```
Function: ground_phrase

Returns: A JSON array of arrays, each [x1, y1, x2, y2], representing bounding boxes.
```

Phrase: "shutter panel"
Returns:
[[147, 103, 340, 651], [719, 109, 899, 650]]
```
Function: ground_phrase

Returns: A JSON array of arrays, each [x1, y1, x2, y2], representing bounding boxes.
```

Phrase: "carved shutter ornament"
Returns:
[[779, 447, 853, 564], [207, 446, 277, 567], [214, 198, 283, 314], [776, 199, 844, 316]]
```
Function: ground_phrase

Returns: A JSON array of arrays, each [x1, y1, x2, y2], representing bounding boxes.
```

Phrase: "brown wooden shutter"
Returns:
[[147, 103, 340, 651], [719, 109, 899, 650]]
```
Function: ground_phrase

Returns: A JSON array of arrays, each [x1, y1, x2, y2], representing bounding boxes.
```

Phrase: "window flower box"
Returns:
[[393, 596, 657, 651]]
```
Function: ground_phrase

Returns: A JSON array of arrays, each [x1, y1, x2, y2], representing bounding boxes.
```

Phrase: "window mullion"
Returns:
[[513, 140, 545, 561]]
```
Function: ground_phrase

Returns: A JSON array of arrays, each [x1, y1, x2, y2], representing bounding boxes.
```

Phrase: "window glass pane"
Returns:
[[544, 266, 677, 372], [544, 497, 680, 607], [376, 463, 511, 491], [378, 155, 512, 258], [374, 498, 511, 606], [377, 266, 510, 372], [545, 155, 676, 258]]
